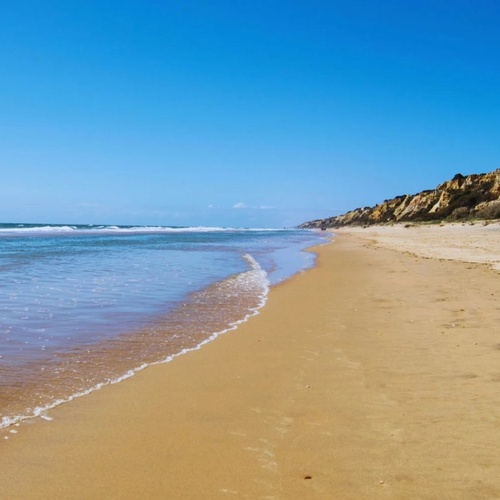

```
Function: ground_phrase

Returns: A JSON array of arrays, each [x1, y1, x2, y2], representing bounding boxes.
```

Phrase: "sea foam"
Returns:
[[0, 254, 270, 431], [0, 227, 324, 432]]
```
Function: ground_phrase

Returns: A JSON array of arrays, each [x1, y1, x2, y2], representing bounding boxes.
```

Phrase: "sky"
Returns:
[[1, 0, 499, 228]]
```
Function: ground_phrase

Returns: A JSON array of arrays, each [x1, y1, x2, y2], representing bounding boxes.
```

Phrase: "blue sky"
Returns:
[[1, 0, 499, 227]]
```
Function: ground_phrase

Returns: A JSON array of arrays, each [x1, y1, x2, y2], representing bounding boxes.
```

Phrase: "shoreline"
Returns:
[[1, 227, 319, 432], [2, 226, 500, 498], [0, 259, 270, 432]]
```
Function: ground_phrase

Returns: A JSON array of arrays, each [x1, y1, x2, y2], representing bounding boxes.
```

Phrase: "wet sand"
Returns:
[[1, 225, 500, 499]]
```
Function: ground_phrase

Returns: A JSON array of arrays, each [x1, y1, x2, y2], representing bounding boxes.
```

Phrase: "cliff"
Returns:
[[300, 169, 500, 228]]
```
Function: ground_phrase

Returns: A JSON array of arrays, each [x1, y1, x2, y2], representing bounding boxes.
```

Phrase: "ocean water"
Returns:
[[0, 223, 326, 429]]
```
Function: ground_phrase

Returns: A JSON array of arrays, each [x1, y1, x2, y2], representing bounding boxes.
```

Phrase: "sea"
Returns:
[[0, 223, 326, 430]]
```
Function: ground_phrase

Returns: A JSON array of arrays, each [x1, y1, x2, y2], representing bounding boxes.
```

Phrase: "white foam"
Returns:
[[0, 255, 270, 431], [0, 226, 77, 234], [242, 253, 262, 270], [0, 225, 290, 235]]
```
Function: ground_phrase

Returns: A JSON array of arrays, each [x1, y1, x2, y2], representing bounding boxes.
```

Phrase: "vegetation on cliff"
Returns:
[[300, 169, 500, 228]]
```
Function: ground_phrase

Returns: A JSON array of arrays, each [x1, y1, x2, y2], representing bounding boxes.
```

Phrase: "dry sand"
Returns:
[[336, 221, 500, 270], [1, 224, 500, 499]]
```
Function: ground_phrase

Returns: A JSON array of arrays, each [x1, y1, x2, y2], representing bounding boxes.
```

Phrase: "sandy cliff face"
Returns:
[[301, 169, 500, 228]]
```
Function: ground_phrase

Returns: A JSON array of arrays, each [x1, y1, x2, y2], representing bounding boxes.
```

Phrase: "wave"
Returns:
[[0, 224, 291, 235], [0, 254, 270, 431], [0, 225, 79, 233]]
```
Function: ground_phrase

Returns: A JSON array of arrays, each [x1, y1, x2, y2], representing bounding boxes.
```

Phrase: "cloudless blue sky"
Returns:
[[1, 0, 499, 227]]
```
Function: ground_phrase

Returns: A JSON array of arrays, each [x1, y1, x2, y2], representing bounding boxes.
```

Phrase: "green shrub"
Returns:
[[447, 207, 470, 220], [477, 201, 500, 220]]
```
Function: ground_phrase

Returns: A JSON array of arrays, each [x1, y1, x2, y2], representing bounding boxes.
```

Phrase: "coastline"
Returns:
[[2, 225, 500, 498], [0, 228, 321, 431]]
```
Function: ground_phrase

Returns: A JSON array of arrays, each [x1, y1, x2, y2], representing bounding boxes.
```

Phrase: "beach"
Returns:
[[1, 223, 500, 499]]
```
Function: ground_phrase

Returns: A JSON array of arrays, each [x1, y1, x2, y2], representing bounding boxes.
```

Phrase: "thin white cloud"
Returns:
[[232, 202, 276, 210]]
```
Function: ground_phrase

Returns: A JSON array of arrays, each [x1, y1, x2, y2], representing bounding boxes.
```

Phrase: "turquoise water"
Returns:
[[0, 224, 326, 428]]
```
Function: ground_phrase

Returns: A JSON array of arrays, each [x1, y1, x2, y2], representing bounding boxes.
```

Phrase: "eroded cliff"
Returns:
[[300, 169, 500, 228]]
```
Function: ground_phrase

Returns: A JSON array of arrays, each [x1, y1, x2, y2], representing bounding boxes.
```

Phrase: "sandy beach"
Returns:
[[1, 223, 500, 499], [336, 222, 500, 270]]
